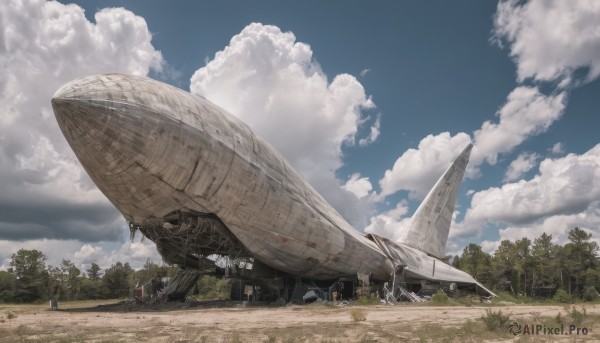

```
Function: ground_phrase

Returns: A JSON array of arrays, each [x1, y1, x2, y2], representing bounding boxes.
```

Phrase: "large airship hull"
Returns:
[[51, 74, 393, 280]]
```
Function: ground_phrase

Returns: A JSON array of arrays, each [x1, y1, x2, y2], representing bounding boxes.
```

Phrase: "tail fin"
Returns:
[[396, 143, 472, 258]]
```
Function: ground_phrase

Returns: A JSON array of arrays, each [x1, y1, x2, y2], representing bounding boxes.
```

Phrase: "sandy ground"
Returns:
[[1, 300, 600, 342]]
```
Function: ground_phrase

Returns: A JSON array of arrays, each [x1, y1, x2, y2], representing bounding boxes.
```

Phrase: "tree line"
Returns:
[[1, 227, 598, 303], [452, 227, 600, 301], [0, 251, 176, 303]]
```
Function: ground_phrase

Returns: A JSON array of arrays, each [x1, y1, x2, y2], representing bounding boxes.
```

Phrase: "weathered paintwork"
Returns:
[[51, 74, 494, 295], [397, 144, 472, 258], [51, 74, 392, 280]]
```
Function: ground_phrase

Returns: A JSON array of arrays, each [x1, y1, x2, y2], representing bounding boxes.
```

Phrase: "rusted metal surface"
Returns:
[[396, 144, 473, 259], [368, 233, 496, 296], [51, 74, 494, 296], [51, 74, 392, 280]]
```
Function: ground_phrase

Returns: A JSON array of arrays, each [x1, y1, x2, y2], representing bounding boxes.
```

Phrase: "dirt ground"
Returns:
[[1, 300, 600, 342]]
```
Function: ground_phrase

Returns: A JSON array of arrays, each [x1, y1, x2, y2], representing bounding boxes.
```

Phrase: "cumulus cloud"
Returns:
[[190, 23, 377, 227], [0, 0, 163, 242], [364, 201, 411, 240], [458, 144, 600, 238], [480, 240, 501, 255], [493, 0, 600, 85], [504, 152, 539, 182], [0, 237, 163, 272], [444, 0, 600, 253], [550, 142, 565, 155], [498, 202, 600, 246], [359, 114, 381, 147], [378, 132, 472, 199], [342, 173, 373, 199], [471, 86, 566, 166]]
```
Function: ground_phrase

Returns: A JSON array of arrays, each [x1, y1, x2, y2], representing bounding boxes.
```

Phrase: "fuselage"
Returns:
[[51, 74, 393, 280]]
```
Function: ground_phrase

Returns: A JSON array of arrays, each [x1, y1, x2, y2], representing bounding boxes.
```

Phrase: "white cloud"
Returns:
[[447, 0, 600, 255], [480, 240, 501, 255], [0, 238, 163, 272], [550, 142, 565, 155], [458, 144, 600, 238], [504, 152, 539, 182], [471, 86, 566, 167], [493, 0, 600, 84], [498, 202, 600, 246], [342, 173, 373, 199], [359, 114, 381, 147], [359, 68, 370, 77], [378, 132, 472, 199], [0, 0, 163, 242], [377, 88, 563, 201], [190, 23, 377, 228], [468, 202, 600, 257], [364, 201, 411, 240]]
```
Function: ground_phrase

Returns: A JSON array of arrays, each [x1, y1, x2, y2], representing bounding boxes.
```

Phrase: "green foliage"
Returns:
[[567, 306, 587, 326], [9, 249, 48, 302], [583, 286, 599, 301], [553, 289, 572, 303], [431, 290, 449, 304], [86, 263, 102, 281], [480, 309, 509, 331], [102, 262, 133, 298], [0, 270, 16, 302], [453, 244, 492, 285], [7, 312, 16, 319], [350, 309, 367, 321], [555, 312, 563, 324], [454, 227, 600, 301], [357, 295, 380, 305], [194, 275, 230, 300], [78, 277, 105, 300]]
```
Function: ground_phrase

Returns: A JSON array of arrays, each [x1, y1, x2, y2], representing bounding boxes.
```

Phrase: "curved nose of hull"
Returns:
[[51, 77, 150, 181], [51, 74, 190, 222]]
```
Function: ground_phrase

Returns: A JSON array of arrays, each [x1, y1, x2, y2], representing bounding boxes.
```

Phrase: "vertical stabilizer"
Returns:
[[396, 144, 472, 258]]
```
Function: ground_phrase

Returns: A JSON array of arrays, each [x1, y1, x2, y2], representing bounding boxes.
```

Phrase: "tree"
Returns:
[[8, 249, 48, 302], [0, 270, 16, 302], [87, 263, 102, 281], [491, 240, 517, 293], [513, 238, 532, 295], [455, 244, 492, 286], [61, 259, 81, 300], [102, 262, 133, 298], [531, 233, 559, 297], [563, 227, 599, 297]]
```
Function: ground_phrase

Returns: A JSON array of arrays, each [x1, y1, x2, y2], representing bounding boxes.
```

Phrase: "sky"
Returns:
[[1, 0, 600, 271]]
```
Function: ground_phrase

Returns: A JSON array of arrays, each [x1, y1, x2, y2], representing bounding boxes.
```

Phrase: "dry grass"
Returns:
[[350, 309, 367, 321], [1, 301, 600, 342]]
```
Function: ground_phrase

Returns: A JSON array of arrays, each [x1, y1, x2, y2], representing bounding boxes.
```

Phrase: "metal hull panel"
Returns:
[[51, 74, 393, 280]]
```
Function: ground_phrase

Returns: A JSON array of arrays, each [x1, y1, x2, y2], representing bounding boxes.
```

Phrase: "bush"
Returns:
[[7, 312, 16, 319], [350, 309, 367, 322], [432, 290, 449, 304], [583, 286, 599, 301], [553, 289, 572, 303], [567, 306, 587, 326], [357, 295, 380, 305], [481, 309, 509, 331], [195, 275, 230, 300]]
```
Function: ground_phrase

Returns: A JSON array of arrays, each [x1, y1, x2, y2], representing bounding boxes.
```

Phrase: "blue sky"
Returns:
[[1, 0, 599, 269]]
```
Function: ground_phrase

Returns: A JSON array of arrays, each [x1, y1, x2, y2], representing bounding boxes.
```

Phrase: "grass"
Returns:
[[356, 295, 380, 305], [350, 309, 367, 321], [481, 309, 510, 331], [432, 290, 450, 304], [2, 299, 600, 342]]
